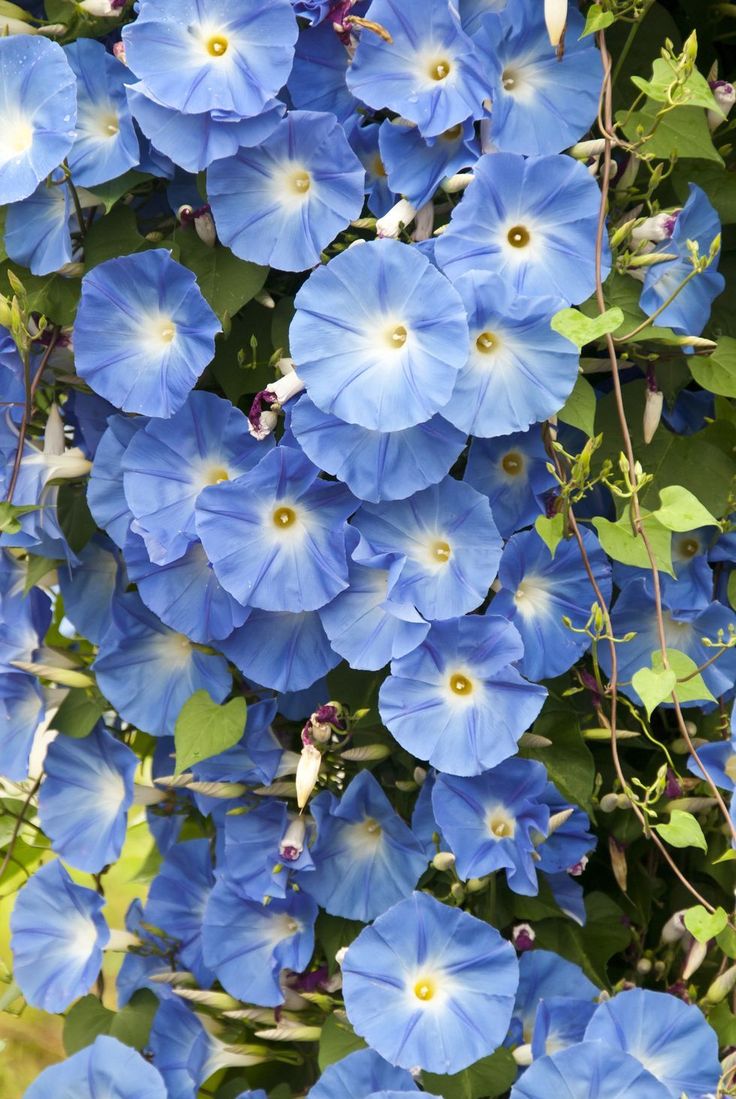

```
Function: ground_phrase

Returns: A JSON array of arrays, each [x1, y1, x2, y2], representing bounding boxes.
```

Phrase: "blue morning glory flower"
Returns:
[[296, 770, 427, 921], [379, 615, 547, 776], [351, 122, 397, 217], [290, 395, 466, 504], [352, 477, 502, 620], [0, 671, 44, 782], [479, 0, 602, 155], [127, 84, 284, 174], [491, 527, 612, 681], [319, 542, 430, 670], [584, 988, 721, 1099], [613, 527, 714, 615], [38, 724, 136, 873], [58, 536, 123, 645], [378, 118, 478, 209], [74, 249, 221, 418], [144, 838, 215, 987], [24, 1035, 167, 1099], [196, 445, 356, 613], [441, 272, 580, 437], [640, 184, 725, 337], [208, 110, 364, 272], [346, 0, 493, 139], [116, 898, 176, 1009], [149, 998, 217, 1099], [598, 579, 736, 706], [435, 152, 607, 305], [342, 891, 518, 1073], [65, 39, 139, 187], [10, 859, 108, 1012], [220, 608, 342, 692], [122, 390, 269, 565], [307, 1048, 419, 1099], [122, 0, 298, 118], [290, 239, 469, 432], [222, 800, 314, 902], [93, 592, 231, 737], [536, 783, 595, 881], [87, 414, 147, 549], [531, 997, 597, 1060], [687, 727, 736, 792], [509, 1041, 671, 1099], [287, 20, 359, 131], [431, 759, 549, 892], [0, 36, 77, 205], [0, 549, 50, 669], [464, 429, 557, 539], [459, 0, 508, 40], [202, 879, 317, 1005], [511, 949, 599, 1047], [4, 176, 73, 276]]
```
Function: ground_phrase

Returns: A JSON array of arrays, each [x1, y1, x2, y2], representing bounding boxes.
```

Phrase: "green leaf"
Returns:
[[521, 704, 595, 813], [708, 999, 736, 1046], [57, 481, 97, 555], [316, 913, 364, 976], [317, 1014, 366, 1071], [63, 996, 115, 1055], [174, 230, 267, 321], [631, 59, 722, 114], [684, 904, 728, 943], [652, 484, 719, 532], [689, 336, 736, 397], [0, 261, 80, 326], [581, 3, 615, 35], [533, 892, 632, 988], [618, 101, 722, 164], [592, 509, 675, 576], [631, 665, 677, 717], [84, 206, 154, 269], [53, 689, 107, 739], [421, 1048, 518, 1099], [652, 649, 716, 707], [23, 555, 59, 594], [551, 306, 624, 349], [580, 272, 675, 344], [557, 375, 596, 437], [174, 690, 246, 775], [654, 809, 708, 852], [0, 502, 39, 535], [672, 162, 736, 225], [717, 924, 736, 958], [85, 170, 152, 214], [714, 847, 736, 865], [534, 513, 565, 558]]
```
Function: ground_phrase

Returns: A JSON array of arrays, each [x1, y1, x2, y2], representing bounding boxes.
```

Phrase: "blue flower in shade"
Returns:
[[640, 184, 725, 337], [346, 0, 493, 139], [464, 429, 557, 539], [307, 1048, 419, 1099], [24, 1035, 167, 1099], [10, 859, 108, 1012], [296, 770, 427, 921], [0, 549, 50, 668], [598, 580, 736, 706], [378, 119, 478, 210], [208, 111, 364, 272], [73, 249, 221, 418], [584, 988, 721, 1099], [536, 783, 595, 880], [93, 593, 231, 737], [38, 725, 136, 873], [220, 608, 341, 692], [379, 615, 547, 776], [431, 759, 550, 892], [441, 272, 580, 437], [531, 997, 597, 1060], [613, 527, 715, 615], [351, 123, 397, 217], [222, 800, 314, 901], [122, 390, 269, 565], [125, 535, 248, 644], [511, 950, 599, 1047], [127, 84, 283, 174], [319, 540, 430, 671], [202, 880, 317, 1005], [342, 891, 518, 1074], [491, 527, 612, 681], [122, 0, 298, 118], [144, 838, 215, 987], [65, 40, 139, 187], [435, 152, 607, 305], [196, 445, 356, 613], [4, 176, 73, 276], [87, 414, 148, 548], [0, 671, 44, 782], [290, 239, 469, 432], [290, 395, 466, 504], [509, 1042, 671, 1099], [479, 1, 602, 155], [352, 477, 502, 620], [116, 899, 175, 1009], [58, 536, 123, 645], [149, 998, 217, 1099], [0, 36, 77, 205], [287, 21, 359, 131]]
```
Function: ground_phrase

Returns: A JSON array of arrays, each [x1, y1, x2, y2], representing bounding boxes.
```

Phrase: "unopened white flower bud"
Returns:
[[643, 388, 664, 445], [79, 0, 122, 14], [279, 816, 307, 862], [411, 201, 434, 242], [513, 1043, 533, 1067], [708, 81, 735, 131], [44, 404, 66, 458], [631, 212, 678, 244], [636, 957, 653, 975], [544, 0, 567, 47], [194, 210, 217, 248], [413, 766, 427, 786], [255, 289, 276, 309], [376, 198, 416, 239], [432, 851, 456, 872], [296, 744, 321, 810], [335, 946, 348, 968], [660, 909, 688, 944], [599, 793, 621, 813], [682, 938, 708, 980], [267, 369, 305, 407]]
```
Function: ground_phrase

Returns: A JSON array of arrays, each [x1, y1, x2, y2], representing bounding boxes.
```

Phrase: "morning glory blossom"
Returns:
[[0, 671, 44, 782], [143, 838, 215, 987], [464, 429, 557, 538], [74, 250, 221, 418], [222, 800, 314, 902], [290, 239, 469, 432], [65, 39, 139, 187], [87, 414, 148, 549], [511, 949, 599, 1048], [378, 118, 479, 210], [220, 608, 341, 692], [24, 1035, 167, 1099], [342, 891, 518, 1073], [509, 1041, 671, 1099], [287, 19, 359, 130], [307, 1048, 419, 1099], [4, 175, 74, 276]]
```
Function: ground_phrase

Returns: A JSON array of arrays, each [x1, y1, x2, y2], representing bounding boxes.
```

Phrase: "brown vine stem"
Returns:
[[5, 328, 59, 503], [594, 28, 736, 847]]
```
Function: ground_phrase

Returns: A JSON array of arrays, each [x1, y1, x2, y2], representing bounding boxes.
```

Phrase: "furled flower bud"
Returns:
[[660, 910, 688, 945], [631, 211, 679, 244], [376, 198, 417, 239], [194, 209, 217, 248], [279, 816, 307, 862], [544, 0, 567, 47], [431, 851, 456, 872], [296, 744, 322, 810], [708, 80, 735, 131], [79, 0, 125, 15], [643, 387, 664, 445], [512, 923, 536, 951]]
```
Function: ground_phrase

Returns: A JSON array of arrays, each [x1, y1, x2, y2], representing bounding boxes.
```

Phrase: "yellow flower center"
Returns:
[[442, 124, 463, 141], [386, 324, 408, 349], [430, 539, 452, 563], [475, 331, 497, 354], [450, 673, 473, 696], [502, 69, 517, 91], [679, 537, 699, 558], [413, 977, 436, 1001], [205, 466, 230, 485], [502, 451, 524, 476], [206, 34, 229, 57], [488, 810, 515, 839], [507, 225, 531, 249], [429, 59, 452, 81], [364, 817, 382, 836], [288, 169, 312, 195], [273, 506, 297, 528], [372, 155, 387, 179], [159, 322, 176, 344]]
